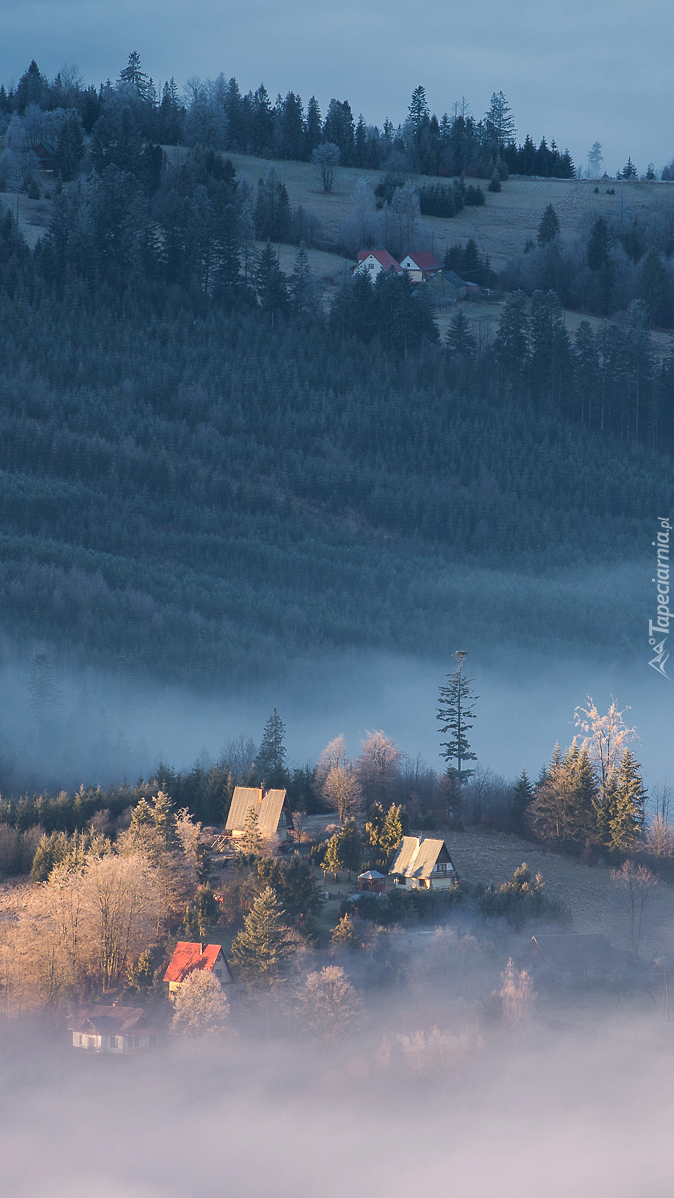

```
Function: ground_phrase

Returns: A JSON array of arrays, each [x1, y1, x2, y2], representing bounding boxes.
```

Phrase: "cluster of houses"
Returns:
[[354, 249, 480, 300]]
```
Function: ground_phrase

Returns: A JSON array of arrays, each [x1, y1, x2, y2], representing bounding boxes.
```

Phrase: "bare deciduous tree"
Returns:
[[356, 730, 404, 805], [610, 860, 660, 955], [500, 958, 535, 1026]]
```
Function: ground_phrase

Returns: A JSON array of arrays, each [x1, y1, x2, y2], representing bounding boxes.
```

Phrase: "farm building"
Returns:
[[225, 786, 295, 841], [68, 1005, 157, 1054], [354, 249, 402, 279], [163, 941, 233, 998], [389, 836, 459, 890], [399, 251, 441, 282]]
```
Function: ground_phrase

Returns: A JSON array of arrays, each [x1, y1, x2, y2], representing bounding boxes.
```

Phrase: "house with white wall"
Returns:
[[389, 836, 459, 890], [68, 1005, 158, 1054], [354, 249, 402, 279], [163, 941, 234, 999], [399, 251, 441, 282]]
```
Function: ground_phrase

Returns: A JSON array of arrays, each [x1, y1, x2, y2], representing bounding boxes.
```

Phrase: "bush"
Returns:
[[473, 864, 570, 926], [464, 185, 485, 207], [416, 182, 464, 218], [340, 885, 463, 925], [487, 174, 501, 193]]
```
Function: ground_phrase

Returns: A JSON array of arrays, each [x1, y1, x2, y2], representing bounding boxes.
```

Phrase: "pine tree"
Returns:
[[337, 819, 362, 880], [55, 112, 85, 182], [257, 708, 288, 786], [230, 886, 294, 985], [253, 242, 288, 326], [304, 96, 323, 156], [494, 290, 529, 388], [126, 949, 155, 994], [323, 833, 344, 881], [118, 51, 151, 100], [330, 914, 362, 950], [446, 308, 476, 357], [288, 242, 316, 320], [608, 750, 647, 852], [237, 805, 263, 855], [437, 650, 478, 790], [510, 769, 534, 835], [537, 204, 560, 244], [408, 85, 430, 135]]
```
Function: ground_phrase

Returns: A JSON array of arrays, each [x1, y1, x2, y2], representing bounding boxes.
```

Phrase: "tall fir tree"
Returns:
[[230, 886, 294, 985], [257, 708, 288, 786], [437, 650, 478, 789]]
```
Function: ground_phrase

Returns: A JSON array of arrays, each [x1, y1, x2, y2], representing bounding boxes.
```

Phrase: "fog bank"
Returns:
[[2, 1014, 674, 1198], [1, 640, 672, 791]]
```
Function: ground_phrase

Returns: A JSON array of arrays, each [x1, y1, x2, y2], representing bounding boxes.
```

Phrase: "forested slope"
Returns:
[[0, 289, 669, 683]]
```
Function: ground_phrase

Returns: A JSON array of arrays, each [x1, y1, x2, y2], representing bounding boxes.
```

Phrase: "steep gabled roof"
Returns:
[[163, 941, 232, 983], [68, 1005, 155, 1034], [390, 836, 457, 880], [357, 249, 402, 271], [225, 786, 288, 837], [404, 251, 441, 271], [443, 269, 467, 287]]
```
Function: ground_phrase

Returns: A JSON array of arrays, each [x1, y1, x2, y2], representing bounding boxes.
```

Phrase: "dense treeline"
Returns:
[[0, 56, 575, 183], [0, 182, 673, 679]]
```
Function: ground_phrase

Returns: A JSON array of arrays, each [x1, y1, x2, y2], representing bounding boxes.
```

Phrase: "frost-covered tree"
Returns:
[[171, 970, 230, 1036]]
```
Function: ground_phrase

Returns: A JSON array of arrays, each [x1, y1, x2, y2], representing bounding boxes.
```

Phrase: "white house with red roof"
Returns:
[[399, 251, 442, 282], [164, 941, 234, 998], [354, 249, 402, 279]]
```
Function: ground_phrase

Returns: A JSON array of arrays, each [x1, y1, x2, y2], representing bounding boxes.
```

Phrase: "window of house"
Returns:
[[398, 876, 406, 885], [215, 969, 221, 978], [110, 1036, 118, 1048]]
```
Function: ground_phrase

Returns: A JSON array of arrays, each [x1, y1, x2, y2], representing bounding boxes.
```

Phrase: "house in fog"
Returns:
[[529, 934, 615, 975], [389, 836, 459, 890], [68, 1005, 157, 1053], [354, 249, 402, 279], [163, 941, 233, 999], [225, 786, 295, 841], [399, 250, 441, 282]]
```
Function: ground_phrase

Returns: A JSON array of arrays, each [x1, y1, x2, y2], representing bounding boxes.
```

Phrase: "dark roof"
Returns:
[[530, 934, 613, 970], [68, 1005, 155, 1035], [443, 270, 467, 287], [404, 251, 441, 271]]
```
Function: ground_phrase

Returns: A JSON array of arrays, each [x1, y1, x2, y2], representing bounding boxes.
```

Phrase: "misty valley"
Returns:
[[1, 47, 674, 1198]]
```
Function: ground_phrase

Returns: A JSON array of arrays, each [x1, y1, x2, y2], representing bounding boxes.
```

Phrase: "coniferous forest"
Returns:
[[0, 56, 673, 685]]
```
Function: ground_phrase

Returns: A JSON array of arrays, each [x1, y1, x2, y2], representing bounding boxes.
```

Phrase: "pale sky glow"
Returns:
[[1, 0, 673, 172]]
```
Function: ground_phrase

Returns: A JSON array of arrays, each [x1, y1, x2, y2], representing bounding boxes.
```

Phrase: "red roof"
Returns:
[[163, 941, 223, 983], [404, 251, 441, 271], [357, 249, 402, 271]]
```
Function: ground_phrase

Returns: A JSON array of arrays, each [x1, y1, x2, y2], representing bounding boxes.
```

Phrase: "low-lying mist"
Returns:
[[2, 1007, 673, 1198], [1, 633, 673, 792]]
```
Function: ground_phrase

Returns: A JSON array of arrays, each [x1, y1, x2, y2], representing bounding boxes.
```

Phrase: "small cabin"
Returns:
[[389, 836, 458, 890], [225, 786, 295, 841], [163, 941, 233, 998], [400, 251, 441, 282], [354, 249, 402, 279], [68, 1005, 157, 1054], [34, 141, 56, 171]]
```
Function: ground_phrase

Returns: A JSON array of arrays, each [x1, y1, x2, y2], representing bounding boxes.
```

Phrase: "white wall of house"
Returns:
[[355, 255, 386, 279]]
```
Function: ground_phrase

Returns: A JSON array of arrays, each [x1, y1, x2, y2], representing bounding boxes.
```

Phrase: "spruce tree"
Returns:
[[253, 242, 288, 326], [337, 819, 362, 880], [510, 769, 534, 835], [446, 308, 476, 356], [230, 886, 294, 985], [323, 833, 344, 880], [608, 750, 646, 852], [238, 805, 263, 855], [537, 204, 560, 244], [257, 708, 288, 786], [437, 650, 478, 791], [330, 914, 362, 950]]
